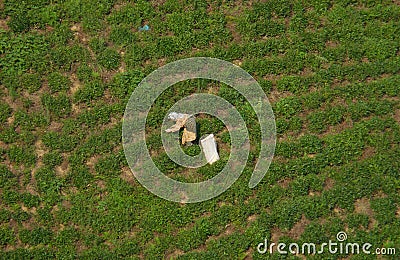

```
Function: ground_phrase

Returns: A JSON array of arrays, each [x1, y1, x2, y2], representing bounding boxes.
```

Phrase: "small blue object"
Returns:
[[139, 25, 150, 31]]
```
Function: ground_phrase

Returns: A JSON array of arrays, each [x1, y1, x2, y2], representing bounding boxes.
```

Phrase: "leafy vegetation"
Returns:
[[0, 0, 399, 258]]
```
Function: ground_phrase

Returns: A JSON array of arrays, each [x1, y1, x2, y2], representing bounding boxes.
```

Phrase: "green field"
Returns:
[[0, 0, 399, 259]]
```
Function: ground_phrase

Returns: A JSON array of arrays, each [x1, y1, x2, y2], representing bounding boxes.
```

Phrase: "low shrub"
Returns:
[[42, 93, 72, 118], [47, 72, 71, 93], [21, 193, 41, 208], [109, 25, 137, 46], [1, 190, 20, 205], [0, 227, 15, 246], [0, 165, 16, 188], [7, 145, 36, 166], [274, 96, 303, 118], [108, 70, 144, 99], [20, 73, 42, 93], [42, 152, 63, 168], [276, 75, 304, 93], [370, 197, 397, 225], [42, 131, 79, 152], [0, 103, 12, 124], [19, 228, 53, 246], [89, 38, 107, 54], [73, 80, 105, 104], [97, 48, 121, 70]]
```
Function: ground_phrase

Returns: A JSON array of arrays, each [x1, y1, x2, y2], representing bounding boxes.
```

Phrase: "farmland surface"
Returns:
[[0, 0, 399, 259]]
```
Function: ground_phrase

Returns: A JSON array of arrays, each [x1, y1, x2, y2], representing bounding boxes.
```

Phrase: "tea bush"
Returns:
[[0, 227, 15, 246], [42, 93, 72, 118], [42, 131, 79, 152], [97, 48, 121, 70], [0, 103, 12, 124], [76, 64, 99, 83], [42, 151, 63, 168], [109, 25, 137, 46], [20, 73, 42, 93], [370, 197, 397, 225], [1, 190, 20, 205], [73, 80, 105, 104], [1, 0, 399, 258], [7, 145, 36, 166], [21, 193, 41, 208], [0, 127, 18, 144], [273, 96, 303, 118], [108, 70, 144, 99], [19, 227, 53, 246], [50, 45, 90, 71], [47, 72, 71, 93], [0, 165, 16, 189], [276, 75, 305, 93]]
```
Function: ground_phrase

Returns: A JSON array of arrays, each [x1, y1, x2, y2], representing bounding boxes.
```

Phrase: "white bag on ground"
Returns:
[[165, 112, 197, 144], [200, 134, 219, 165]]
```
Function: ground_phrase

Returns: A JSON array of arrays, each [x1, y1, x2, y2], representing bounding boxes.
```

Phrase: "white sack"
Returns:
[[200, 134, 219, 165]]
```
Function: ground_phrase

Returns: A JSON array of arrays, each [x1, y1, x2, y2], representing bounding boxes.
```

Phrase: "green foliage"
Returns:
[[0, 165, 16, 188], [73, 80, 105, 104], [176, 218, 218, 252], [276, 118, 290, 134], [237, 1, 287, 39], [0, 209, 12, 224], [34, 167, 63, 202], [97, 48, 121, 70], [197, 117, 225, 136], [55, 227, 80, 246], [0, 103, 12, 124], [7, 145, 36, 166], [19, 227, 53, 246], [271, 199, 303, 230], [1, 190, 20, 205], [346, 213, 369, 229], [76, 64, 99, 83], [8, 11, 32, 32], [274, 96, 303, 118], [68, 165, 93, 190], [42, 151, 63, 168], [0, 33, 49, 74], [321, 125, 366, 165], [370, 197, 397, 225], [108, 70, 144, 99], [47, 24, 73, 46], [276, 75, 305, 93], [42, 131, 79, 152], [21, 193, 41, 208], [20, 73, 42, 93], [0, 227, 15, 246], [42, 93, 72, 118], [299, 134, 323, 154], [109, 25, 137, 46], [108, 1, 154, 28], [114, 240, 141, 257], [50, 45, 90, 71], [89, 38, 107, 54], [47, 72, 71, 93], [77, 104, 115, 127], [0, 127, 18, 144], [94, 154, 123, 176], [258, 79, 273, 94], [11, 209, 30, 224], [307, 106, 345, 133], [1, 1, 399, 258], [36, 206, 54, 225]]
